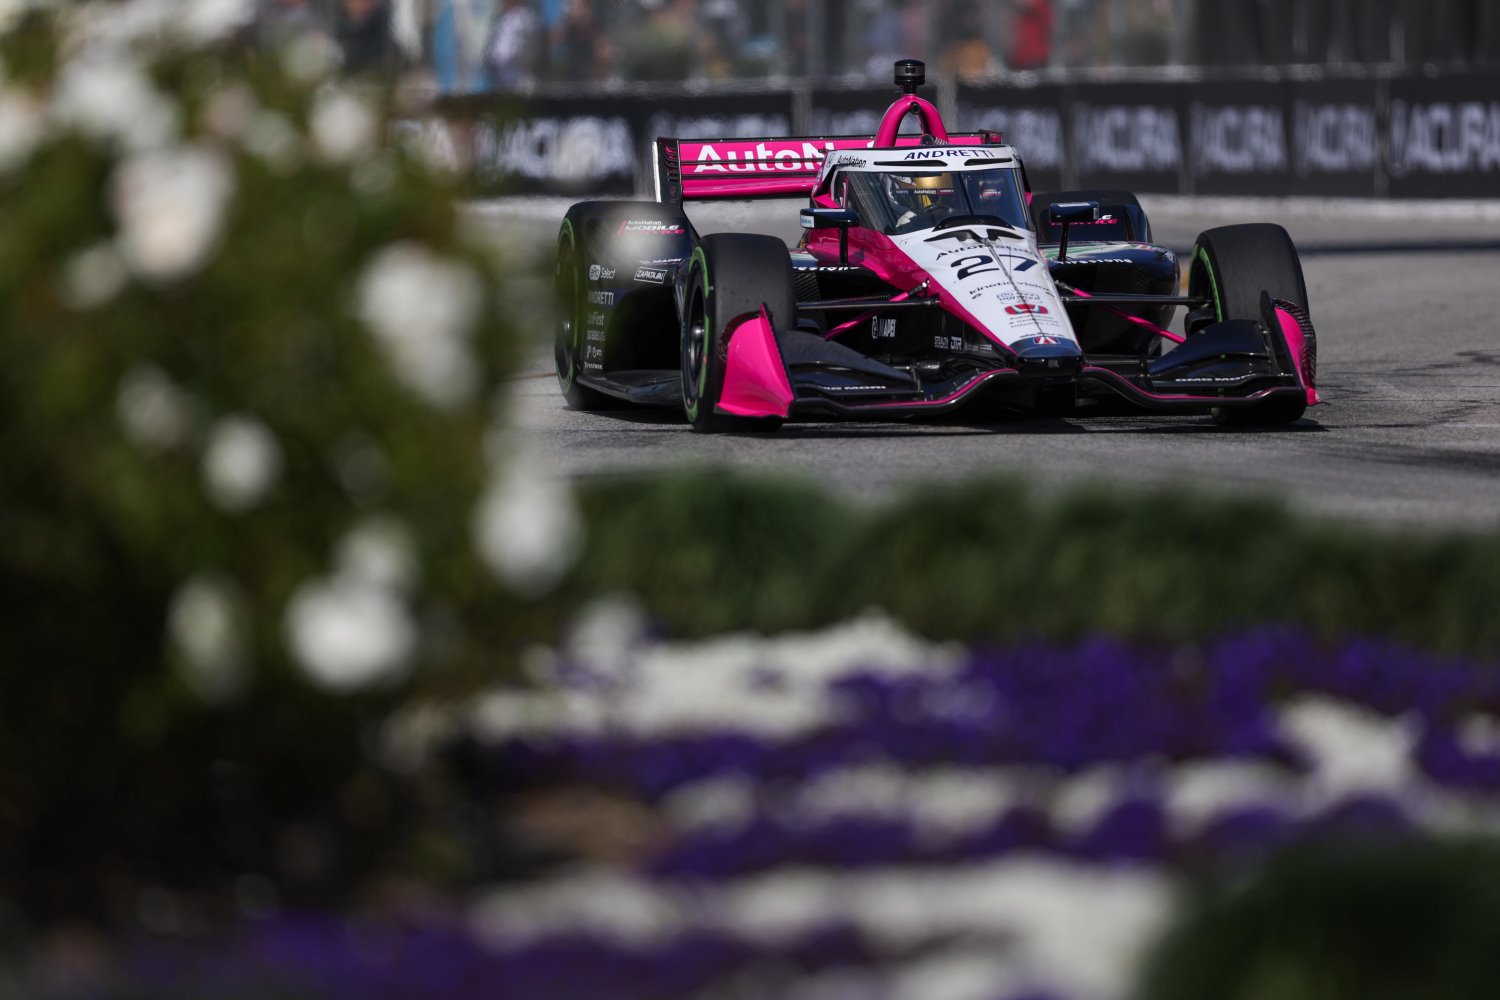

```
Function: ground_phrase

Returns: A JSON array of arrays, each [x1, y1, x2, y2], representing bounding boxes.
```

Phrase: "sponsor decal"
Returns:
[[1064, 257, 1139, 265], [584, 345, 604, 360], [1028, 336, 1061, 346], [872, 317, 898, 339], [966, 280, 1009, 300], [586, 311, 607, 329], [634, 266, 668, 285], [1191, 103, 1288, 175], [1006, 303, 1049, 316], [587, 290, 615, 306], [1294, 102, 1378, 175], [793, 265, 862, 272], [618, 219, 686, 235], [588, 264, 616, 281], [1073, 103, 1181, 174], [643, 257, 686, 264], [1169, 376, 1250, 383], [1388, 99, 1500, 179], [585, 329, 606, 343]]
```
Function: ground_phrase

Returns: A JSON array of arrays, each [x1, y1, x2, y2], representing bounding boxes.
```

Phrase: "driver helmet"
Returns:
[[889, 172, 956, 213]]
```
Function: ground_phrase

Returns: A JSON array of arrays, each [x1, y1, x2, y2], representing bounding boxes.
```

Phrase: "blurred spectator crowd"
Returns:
[[254, 0, 1500, 92]]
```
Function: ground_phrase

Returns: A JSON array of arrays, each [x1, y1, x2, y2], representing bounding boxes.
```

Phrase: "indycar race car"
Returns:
[[555, 59, 1319, 431]]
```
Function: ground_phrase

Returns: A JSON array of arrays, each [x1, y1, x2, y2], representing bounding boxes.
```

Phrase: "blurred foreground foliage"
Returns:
[[569, 470, 1500, 654], [0, 8, 528, 932], [4, 1, 1500, 961], [1138, 838, 1500, 1000]]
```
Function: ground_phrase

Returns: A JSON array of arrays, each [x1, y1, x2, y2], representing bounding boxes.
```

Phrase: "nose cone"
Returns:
[[1013, 336, 1083, 376]]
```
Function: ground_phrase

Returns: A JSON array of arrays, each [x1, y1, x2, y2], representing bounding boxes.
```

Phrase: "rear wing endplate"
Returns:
[[653, 131, 1005, 203]]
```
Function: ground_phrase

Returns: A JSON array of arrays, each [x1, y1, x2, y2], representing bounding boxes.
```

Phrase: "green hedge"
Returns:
[[566, 470, 1500, 655], [1138, 839, 1500, 1000]]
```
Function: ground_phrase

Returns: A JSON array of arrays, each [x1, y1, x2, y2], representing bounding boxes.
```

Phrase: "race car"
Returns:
[[555, 59, 1318, 431]]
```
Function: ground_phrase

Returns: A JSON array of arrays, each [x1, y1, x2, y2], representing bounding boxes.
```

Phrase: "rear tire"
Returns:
[[681, 234, 794, 433], [1187, 224, 1311, 426], [555, 218, 612, 411]]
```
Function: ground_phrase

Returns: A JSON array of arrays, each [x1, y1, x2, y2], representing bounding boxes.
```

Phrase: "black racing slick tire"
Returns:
[[555, 217, 612, 411], [681, 234, 794, 433], [1189, 223, 1309, 328], [1189, 223, 1312, 426]]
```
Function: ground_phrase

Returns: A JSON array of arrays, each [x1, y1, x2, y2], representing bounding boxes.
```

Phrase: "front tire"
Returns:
[[1188, 223, 1311, 427], [681, 234, 794, 433]]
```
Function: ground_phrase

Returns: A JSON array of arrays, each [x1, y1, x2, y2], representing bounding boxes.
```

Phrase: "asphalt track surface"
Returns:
[[469, 197, 1500, 530]]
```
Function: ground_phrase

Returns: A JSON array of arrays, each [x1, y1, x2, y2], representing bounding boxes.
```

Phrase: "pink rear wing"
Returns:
[[653, 132, 1004, 202]]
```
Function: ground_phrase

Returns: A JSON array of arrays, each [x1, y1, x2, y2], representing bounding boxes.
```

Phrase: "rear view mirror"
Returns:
[[1050, 201, 1100, 262], [800, 207, 859, 264], [799, 207, 861, 230], [1049, 201, 1100, 224]]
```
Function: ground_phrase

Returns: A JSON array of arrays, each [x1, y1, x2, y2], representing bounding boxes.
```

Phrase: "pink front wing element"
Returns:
[[1274, 304, 1321, 405], [718, 306, 794, 419]]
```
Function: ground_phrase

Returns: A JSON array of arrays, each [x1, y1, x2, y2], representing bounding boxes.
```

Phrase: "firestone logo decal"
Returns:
[[619, 219, 685, 235]]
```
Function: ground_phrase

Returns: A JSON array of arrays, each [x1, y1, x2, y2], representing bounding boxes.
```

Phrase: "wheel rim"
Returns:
[[681, 281, 707, 417], [555, 243, 578, 390]]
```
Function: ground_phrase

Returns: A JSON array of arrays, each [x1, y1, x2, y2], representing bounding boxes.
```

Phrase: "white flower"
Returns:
[[51, 54, 178, 152], [179, 0, 256, 44], [1278, 695, 1420, 804], [167, 573, 249, 704], [336, 516, 418, 592], [357, 242, 482, 408], [310, 87, 378, 164], [111, 145, 235, 283], [202, 415, 283, 512], [242, 111, 303, 173], [116, 364, 193, 451], [201, 83, 259, 142], [281, 30, 341, 84], [472, 449, 582, 596], [59, 241, 128, 310], [0, 87, 45, 173], [285, 574, 415, 691], [0, 0, 27, 37]]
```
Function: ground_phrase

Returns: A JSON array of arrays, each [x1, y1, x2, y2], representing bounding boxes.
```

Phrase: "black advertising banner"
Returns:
[[430, 71, 1500, 200], [1069, 82, 1186, 195], [1386, 71, 1500, 199], [434, 91, 797, 196], [1187, 79, 1292, 197], [810, 86, 906, 139], [1287, 76, 1381, 198], [956, 82, 1069, 193]]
